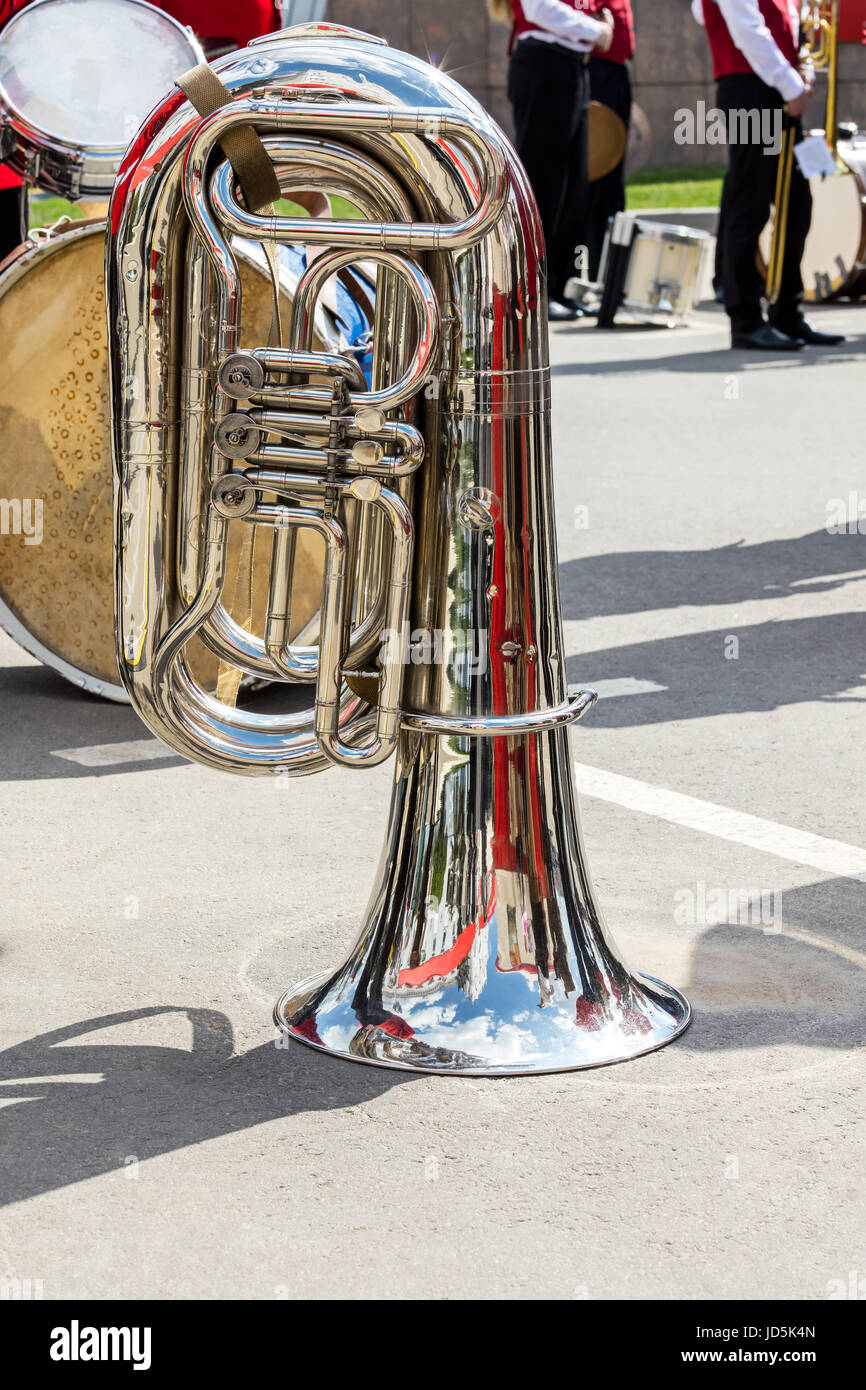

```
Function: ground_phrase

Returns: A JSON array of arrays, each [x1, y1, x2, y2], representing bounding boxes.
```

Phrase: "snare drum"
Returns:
[[597, 213, 711, 327], [0, 0, 204, 199]]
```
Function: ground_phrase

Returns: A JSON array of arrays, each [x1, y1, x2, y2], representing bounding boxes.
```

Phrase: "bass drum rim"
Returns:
[[0, 220, 127, 699], [758, 142, 866, 304], [0, 217, 341, 702]]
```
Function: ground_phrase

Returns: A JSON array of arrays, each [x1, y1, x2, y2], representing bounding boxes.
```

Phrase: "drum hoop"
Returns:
[[0, 216, 105, 287], [0, 0, 203, 153], [0, 105, 129, 159], [836, 145, 866, 199], [633, 220, 712, 248], [0, 595, 128, 699]]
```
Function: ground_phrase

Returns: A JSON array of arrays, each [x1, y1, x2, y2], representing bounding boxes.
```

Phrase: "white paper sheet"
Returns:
[[793, 136, 839, 180]]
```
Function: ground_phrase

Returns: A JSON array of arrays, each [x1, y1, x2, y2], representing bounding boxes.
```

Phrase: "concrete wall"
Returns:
[[325, 0, 508, 128], [325, 0, 866, 170]]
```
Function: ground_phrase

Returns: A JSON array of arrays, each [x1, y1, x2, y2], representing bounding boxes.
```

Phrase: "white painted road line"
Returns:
[[574, 761, 866, 882], [51, 739, 178, 769], [592, 677, 667, 699], [0, 1075, 104, 1085]]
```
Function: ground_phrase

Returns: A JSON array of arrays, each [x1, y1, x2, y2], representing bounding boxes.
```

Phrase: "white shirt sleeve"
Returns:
[[521, 0, 605, 48], [715, 0, 805, 102], [691, 0, 705, 26]]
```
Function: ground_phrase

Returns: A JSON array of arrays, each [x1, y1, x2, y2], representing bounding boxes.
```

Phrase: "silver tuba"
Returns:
[[107, 23, 690, 1074]]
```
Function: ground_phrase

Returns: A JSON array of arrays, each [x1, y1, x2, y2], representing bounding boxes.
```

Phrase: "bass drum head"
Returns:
[[760, 167, 866, 303], [0, 220, 326, 700]]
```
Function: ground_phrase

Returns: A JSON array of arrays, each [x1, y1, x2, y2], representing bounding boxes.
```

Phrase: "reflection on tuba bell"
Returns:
[[108, 23, 690, 1074]]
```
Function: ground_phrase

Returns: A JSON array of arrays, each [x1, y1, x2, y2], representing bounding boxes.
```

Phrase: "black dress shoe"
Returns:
[[548, 298, 578, 322], [731, 323, 805, 351], [770, 315, 845, 346]]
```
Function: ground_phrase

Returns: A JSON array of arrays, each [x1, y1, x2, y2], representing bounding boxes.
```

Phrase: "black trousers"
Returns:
[[586, 56, 632, 279], [0, 184, 27, 264], [717, 73, 812, 333], [508, 37, 590, 300]]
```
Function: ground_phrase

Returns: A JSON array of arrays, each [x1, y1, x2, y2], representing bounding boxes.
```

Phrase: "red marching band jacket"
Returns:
[[0, 0, 31, 189], [702, 0, 798, 79], [159, 1, 279, 54], [509, 0, 634, 64], [0, 1, 280, 191], [588, 0, 635, 65]]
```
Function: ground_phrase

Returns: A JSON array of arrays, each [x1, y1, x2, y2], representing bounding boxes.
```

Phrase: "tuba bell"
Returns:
[[107, 22, 690, 1074]]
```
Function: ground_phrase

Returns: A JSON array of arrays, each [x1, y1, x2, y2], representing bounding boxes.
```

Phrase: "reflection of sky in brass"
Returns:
[[244, 908, 866, 1088]]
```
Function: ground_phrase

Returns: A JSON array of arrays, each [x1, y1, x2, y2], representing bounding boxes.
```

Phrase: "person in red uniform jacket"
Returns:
[[0, 0, 34, 264], [584, 0, 634, 280], [489, 0, 614, 320], [159, 0, 279, 58], [699, 0, 842, 349]]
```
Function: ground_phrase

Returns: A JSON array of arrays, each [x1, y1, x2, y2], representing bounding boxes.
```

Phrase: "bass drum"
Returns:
[[759, 135, 866, 304], [0, 218, 331, 701]]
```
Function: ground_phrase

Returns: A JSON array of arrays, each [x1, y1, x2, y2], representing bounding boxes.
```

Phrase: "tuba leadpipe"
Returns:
[[108, 23, 690, 1073]]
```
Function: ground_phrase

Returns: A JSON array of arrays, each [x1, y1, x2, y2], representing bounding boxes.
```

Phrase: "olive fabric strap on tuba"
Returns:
[[176, 62, 283, 348], [176, 62, 280, 211]]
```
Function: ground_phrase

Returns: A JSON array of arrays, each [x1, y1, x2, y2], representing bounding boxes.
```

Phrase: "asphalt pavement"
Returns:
[[1, 294, 864, 1300]]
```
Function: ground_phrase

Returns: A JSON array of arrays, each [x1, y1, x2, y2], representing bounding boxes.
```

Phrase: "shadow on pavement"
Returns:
[[2, 870, 864, 1206], [0, 663, 181, 781], [673, 873, 866, 1054], [0, 1006, 411, 1207], [549, 336, 866, 375], [0, 661, 312, 782], [560, 529, 866, 623], [567, 612, 866, 727]]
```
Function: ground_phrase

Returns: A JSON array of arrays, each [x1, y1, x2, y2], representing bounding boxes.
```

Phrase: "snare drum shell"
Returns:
[[621, 220, 711, 322]]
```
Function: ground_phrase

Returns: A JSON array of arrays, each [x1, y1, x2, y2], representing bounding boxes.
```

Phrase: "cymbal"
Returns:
[[588, 100, 629, 182]]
